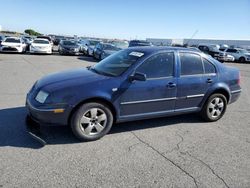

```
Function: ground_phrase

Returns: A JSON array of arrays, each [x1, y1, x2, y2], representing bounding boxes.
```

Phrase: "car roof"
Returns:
[[128, 46, 200, 54]]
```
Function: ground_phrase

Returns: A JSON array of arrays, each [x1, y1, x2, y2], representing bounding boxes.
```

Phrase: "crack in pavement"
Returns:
[[130, 131, 199, 188], [128, 142, 141, 152], [183, 152, 230, 188]]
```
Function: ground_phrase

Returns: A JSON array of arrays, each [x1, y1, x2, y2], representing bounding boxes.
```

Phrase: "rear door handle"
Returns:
[[207, 78, 213, 83], [167, 82, 176, 88]]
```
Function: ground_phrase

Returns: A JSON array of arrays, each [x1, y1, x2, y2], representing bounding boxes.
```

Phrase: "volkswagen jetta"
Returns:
[[26, 47, 241, 141]]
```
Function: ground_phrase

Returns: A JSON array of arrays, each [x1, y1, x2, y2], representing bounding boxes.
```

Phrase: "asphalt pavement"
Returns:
[[0, 53, 249, 188]]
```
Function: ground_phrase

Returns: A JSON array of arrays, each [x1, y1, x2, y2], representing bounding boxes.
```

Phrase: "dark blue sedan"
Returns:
[[26, 47, 241, 141]]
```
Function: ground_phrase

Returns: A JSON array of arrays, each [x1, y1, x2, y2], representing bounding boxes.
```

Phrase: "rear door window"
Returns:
[[180, 53, 203, 75], [203, 58, 216, 74]]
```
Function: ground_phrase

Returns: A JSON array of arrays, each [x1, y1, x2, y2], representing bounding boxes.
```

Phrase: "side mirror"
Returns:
[[129, 72, 146, 82]]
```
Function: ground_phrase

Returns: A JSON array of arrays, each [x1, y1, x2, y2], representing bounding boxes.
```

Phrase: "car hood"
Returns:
[[36, 68, 108, 91]]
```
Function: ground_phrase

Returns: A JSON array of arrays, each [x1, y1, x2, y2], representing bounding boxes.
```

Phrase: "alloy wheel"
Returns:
[[80, 108, 107, 136]]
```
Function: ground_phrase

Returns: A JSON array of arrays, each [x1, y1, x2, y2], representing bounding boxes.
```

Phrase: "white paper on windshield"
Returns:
[[129, 52, 144, 57]]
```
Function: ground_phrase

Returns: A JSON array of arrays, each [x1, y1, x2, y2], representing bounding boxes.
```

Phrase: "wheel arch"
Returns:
[[200, 87, 230, 108], [68, 97, 117, 126]]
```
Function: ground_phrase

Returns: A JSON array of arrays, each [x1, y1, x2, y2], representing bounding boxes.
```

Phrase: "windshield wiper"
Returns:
[[90, 67, 115, 77]]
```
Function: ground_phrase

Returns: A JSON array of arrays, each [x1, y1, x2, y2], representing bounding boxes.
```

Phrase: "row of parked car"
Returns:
[[1, 34, 249, 63], [196, 44, 250, 63]]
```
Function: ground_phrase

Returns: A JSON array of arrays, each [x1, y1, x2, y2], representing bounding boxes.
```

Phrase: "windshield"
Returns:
[[63, 40, 77, 45], [33, 39, 49, 44], [89, 40, 99, 46], [112, 41, 129, 49], [239, 49, 248, 53], [4, 38, 21, 43], [91, 49, 144, 77], [103, 44, 118, 51]]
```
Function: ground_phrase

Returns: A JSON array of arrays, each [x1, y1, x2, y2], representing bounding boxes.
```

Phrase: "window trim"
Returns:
[[202, 57, 217, 75], [135, 51, 176, 80]]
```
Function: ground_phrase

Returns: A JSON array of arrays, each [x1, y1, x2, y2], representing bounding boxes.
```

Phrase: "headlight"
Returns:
[[35, 90, 49, 103]]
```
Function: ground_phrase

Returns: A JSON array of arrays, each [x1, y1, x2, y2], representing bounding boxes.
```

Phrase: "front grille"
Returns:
[[2, 47, 17, 51]]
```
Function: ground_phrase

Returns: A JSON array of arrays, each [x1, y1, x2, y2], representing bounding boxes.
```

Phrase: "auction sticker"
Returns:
[[129, 52, 144, 57]]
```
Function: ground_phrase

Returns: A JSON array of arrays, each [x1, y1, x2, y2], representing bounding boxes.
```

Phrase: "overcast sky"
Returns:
[[1, 0, 250, 40]]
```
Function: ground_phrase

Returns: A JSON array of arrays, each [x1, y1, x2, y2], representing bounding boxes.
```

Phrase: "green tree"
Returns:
[[24, 29, 41, 36]]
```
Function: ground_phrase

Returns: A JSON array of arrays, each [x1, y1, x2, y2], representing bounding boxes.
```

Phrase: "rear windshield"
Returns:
[[4, 38, 21, 43], [63, 41, 77, 45]]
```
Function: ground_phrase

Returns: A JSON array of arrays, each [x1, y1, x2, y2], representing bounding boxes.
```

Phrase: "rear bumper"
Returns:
[[26, 98, 71, 126], [229, 89, 241, 104]]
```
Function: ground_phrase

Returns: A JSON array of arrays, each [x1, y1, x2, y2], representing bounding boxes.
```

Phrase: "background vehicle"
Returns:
[[218, 52, 235, 62], [198, 44, 221, 59], [223, 48, 250, 63], [26, 47, 241, 141], [111, 40, 129, 49], [129, 40, 153, 47], [93, 43, 120, 60], [0, 35, 5, 45], [30, 38, 52, 54], [58, 40, 80, 55], [37, 36, 53, 45], [0, 37, 27, 53], [80, 39, 101, 56]]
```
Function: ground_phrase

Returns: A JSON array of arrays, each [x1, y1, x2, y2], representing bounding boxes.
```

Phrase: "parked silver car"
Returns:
[[223, 48, 250, 63], [80, 39, 101, 56]]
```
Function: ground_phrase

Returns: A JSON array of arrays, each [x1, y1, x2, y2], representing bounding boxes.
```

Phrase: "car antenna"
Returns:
[[184, 29, 199, 47]]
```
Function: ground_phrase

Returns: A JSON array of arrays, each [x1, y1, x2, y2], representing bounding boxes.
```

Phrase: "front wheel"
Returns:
[[200, 94, 227, 122], [71, 102, 113, 141]]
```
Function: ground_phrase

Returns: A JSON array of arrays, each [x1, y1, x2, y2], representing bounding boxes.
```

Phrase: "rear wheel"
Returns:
[[71, 102, 113, 141], [239, 57, 245, 63], [201, 94, 227, 122]]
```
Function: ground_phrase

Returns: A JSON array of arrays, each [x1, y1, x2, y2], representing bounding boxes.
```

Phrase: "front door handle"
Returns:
[[207, 78, 213, 83], [167, 82, 176, 88]]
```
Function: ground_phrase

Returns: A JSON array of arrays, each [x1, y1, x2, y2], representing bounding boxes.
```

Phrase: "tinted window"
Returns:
[[180, 53, 203, 75], [203, 58, 216, 74], [5, 38, 21, 43], [137, 52, 174, 78], [92, 49, 144, 77], [226, 49, 237, 53]]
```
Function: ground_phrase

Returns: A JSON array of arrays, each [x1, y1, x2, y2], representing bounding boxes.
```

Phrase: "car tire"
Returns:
[[239, 57, 245, 63], [200, 93, 227, 122], [71, 102, 113, 141]]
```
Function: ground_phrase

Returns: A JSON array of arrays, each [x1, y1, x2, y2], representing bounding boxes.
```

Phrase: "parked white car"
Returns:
[[30, 39, 52, 54], [218, 52, 235, 62], [0, 37, 27, 53], [224, 48, 250, 63]]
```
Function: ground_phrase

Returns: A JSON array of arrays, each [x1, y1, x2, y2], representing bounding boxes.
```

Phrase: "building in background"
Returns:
[[147, 38, 250, 49]]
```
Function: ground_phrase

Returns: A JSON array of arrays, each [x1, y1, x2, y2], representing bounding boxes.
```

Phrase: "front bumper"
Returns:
[[218, 56, 234, 62], [26, 98, 71, 126], [30, 49, 52, 54], [60, 48, 79, 55], [1, 46, 22, 53]]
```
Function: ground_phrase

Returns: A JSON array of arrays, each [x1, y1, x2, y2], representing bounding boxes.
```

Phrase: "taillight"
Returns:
[[237, 72, 241, 85]]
